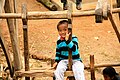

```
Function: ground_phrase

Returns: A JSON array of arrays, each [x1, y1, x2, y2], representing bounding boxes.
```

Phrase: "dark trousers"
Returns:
[[61, 0, 82, 4]]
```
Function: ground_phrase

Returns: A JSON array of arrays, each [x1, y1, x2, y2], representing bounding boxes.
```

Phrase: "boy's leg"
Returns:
[[72, 60, 85, 80], [54, 60, 68, 80], [76, 0, 81, 4], [61, 0, 67, 10], [61, 0, 67, 3], [76, 0, 82, 10]]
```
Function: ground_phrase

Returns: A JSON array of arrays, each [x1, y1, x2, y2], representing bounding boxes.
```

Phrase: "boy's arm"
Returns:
[[66, 37, 79, 52], [52, 62, 58, 69], [53, 43, 60, 69], [55, 41, 61, 62]]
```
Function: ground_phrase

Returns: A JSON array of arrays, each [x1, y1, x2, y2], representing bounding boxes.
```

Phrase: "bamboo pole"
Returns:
[[51, 58, 120, 69], [22, 4, 30, 80], [110, 19, 120, 43], [0, 8, 120, 19], [93, 63, 120, 68], [68, 2, 72, 71], [67, 2, 75, 80], [13, 0, 18, 34], [116, 0, 120, 19], [13, 0, 23, 71], [0, 29, 14, 77], [108, 0, 120, 43], [0, 0, 5, 14], [4, 0, 21, 72]]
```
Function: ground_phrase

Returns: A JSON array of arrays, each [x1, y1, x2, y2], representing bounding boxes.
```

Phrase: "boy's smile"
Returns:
[[58, 23, 68, 38]]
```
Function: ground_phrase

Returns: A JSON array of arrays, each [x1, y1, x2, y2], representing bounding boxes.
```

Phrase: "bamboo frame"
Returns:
[[1, 0, 120, 79], [0, 8, 120, 19], [15, 55, 120, 78]]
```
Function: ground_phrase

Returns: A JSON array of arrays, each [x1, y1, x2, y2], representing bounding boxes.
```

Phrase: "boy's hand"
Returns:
[[52, 62, 58, 69], [65, 32, 71, 41]]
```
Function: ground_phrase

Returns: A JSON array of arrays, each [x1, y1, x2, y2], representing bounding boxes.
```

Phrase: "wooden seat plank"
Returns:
[[15, 69, 74, 77]]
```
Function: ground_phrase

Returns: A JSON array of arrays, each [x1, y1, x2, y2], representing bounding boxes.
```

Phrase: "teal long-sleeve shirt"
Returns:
[[55, 35, 81, 63]]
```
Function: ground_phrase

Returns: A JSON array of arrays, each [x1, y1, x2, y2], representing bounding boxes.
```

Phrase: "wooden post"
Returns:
[[95, 0, 103, 23], [90, 54, 95, 80], [0, 0, 5, 14], [116, 0, 120, 19], [13, 0, 23, 72], [110, 20, 120, 43], [68, 1, 72, 71], [22, 4, 30, 80], [13, 0, 19, 45], [67, 2, 75, 80], [0, 64, 3, 79], [108, 0, 120, 43], [102, 0, 108, 20], [4, 0, 21, 72], [0, 30, 14, 77]]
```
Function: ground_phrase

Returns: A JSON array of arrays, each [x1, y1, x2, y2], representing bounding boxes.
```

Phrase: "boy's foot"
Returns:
[[76, 2, 82, 10], [63, 3, 67, 10]]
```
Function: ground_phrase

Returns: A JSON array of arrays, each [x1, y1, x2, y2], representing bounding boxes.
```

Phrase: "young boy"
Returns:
[[53, 20, 85, 80], [102, 66, 120, 80], [61, 0, 82, 10]]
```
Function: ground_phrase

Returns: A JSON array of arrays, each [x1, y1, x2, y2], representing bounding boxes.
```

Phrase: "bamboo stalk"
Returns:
[[0, 29, 14, 77], [0, 8, 120, 19], [4, 0, 21, 72]]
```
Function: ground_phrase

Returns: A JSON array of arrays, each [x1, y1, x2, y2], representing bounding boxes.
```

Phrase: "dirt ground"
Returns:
[[0, 0, 120, 80]]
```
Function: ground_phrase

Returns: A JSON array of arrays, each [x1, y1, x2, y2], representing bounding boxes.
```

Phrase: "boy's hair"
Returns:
[[57, 20, 68, 30], [103, 66, 118, 78]]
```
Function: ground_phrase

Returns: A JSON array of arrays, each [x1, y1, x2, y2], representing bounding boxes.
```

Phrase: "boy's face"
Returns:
[[58, 23, 68, 38], [103, 74, 112, 80]]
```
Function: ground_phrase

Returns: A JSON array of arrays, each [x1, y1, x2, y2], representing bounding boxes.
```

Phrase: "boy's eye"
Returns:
[[58, 30, 62, 31], [64, 29, 67, 31]]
